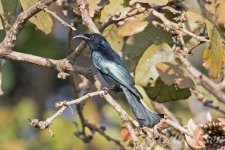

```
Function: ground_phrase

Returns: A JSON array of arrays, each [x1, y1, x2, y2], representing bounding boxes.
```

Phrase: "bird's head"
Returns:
[[73, 33, 107, 49]]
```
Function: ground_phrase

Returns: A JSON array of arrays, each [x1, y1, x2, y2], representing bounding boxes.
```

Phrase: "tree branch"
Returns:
[[191, 89, 225, 114], [0, 50, 91, 79], [151, 9, 209, 42], [76, 0, 99, 33], [176, 51, 225, 105], [29, 90, 105, 130], [0, 0, 56, 52], [44, 8, 76, 30]]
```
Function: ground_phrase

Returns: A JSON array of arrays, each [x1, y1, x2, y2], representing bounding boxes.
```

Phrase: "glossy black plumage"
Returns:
[[74, 33, 163, 127]]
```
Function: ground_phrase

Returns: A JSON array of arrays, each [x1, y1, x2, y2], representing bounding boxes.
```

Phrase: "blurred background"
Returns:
[[0, 0, 224, 150]]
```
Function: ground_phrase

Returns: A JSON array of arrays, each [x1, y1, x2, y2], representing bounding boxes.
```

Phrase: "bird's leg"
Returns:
[[101, 87, 114, 96], [88, 67, 98, 75], [102, 87, 109, 95], [102, 87, 122, 95], [86, 67, 98, 81]]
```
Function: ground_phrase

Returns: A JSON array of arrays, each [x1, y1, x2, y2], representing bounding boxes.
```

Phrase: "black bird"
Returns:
[[74, 33, 163, 127]]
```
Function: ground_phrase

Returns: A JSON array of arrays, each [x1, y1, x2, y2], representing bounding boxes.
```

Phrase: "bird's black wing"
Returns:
[[91, 47, 142, 98]]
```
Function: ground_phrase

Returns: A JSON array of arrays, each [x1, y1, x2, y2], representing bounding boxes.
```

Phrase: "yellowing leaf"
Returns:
[[102, 24, 124, 53], [123, 24, 172, 66], [20, 0, 53, 34], [0, 0, 3, 30], [185, 10, 212, 32], [215, 0, 225, 27], [0, 19, 3, 30], [0, 1, 3, 14], [87, 0, 101, 17], [100, 0, 130, 22], [204, 0, 225, 27], [185, 11, 205, 31], [118, 21, 148, 37], [203, 26, 224, 78], [185, 11, 205, 23], [156, 62, 195, 89], [118, 13, 149, 36], [135, 43, 174, 86], [136, 0, 168, 5]]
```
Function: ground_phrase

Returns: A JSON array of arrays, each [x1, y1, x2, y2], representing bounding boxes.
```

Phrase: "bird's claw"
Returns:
[[88, 68, 98, 75], [103, 87, 109, 95], [86, 68, 97, 81]]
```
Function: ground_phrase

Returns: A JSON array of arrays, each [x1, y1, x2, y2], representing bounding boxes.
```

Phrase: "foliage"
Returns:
[[20, 0, 53, 34], [0, 0, 225, 150]]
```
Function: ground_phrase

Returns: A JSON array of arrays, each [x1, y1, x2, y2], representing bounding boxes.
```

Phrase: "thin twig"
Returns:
[[81, 120, 126, 149], [44, 8, 76, 30], [151, 9, 209, 42], [191, 89, 225, 114], [164, 119, 192, 137], [0, 59, 5, 95], [29, 90, 105, 130], [0, 13, 11, 30], [0, 0, 56, 52], [152, 102, 179, 123], [76, 0, 99, 33], [176, 51, 225, 105]]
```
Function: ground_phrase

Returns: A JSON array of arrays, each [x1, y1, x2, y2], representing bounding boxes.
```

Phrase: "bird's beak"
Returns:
[[72, 34, 90, 40]]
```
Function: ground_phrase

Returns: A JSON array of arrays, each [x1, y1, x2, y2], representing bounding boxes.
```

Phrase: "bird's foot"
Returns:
[[102, 87, 109, 95], [88, 67, 98, 75], [86, 68, 98, 81]]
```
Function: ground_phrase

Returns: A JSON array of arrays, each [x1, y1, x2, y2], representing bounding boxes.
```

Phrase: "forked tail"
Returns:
[[121, 86, 163, 127]]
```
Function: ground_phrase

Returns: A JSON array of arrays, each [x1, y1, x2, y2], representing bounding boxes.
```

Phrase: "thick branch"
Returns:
[[0, 0, 56, 52], [76, 0, 99, 33], [0, 50, 91, 79]]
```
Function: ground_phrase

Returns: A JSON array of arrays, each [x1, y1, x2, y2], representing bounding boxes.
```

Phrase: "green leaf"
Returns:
[[156, 62, 195, 89], [1, 0, 20, 21], [2, 61, 15, 95], [87, 0, 101, 17], [145, 77, 191, 103], [118, 13, 149, 37], [20, 0, 53, 34], [102, 24, 124, 53], [203, 25, 224, 78], [135, 43, 174, 86], [136, 0, 168, 6], [0, 19, 3, 30], [100, 0, 130, 22]]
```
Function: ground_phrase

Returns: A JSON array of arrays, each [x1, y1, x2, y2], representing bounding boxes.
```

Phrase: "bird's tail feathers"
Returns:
[[121, 86, 163, 127]]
